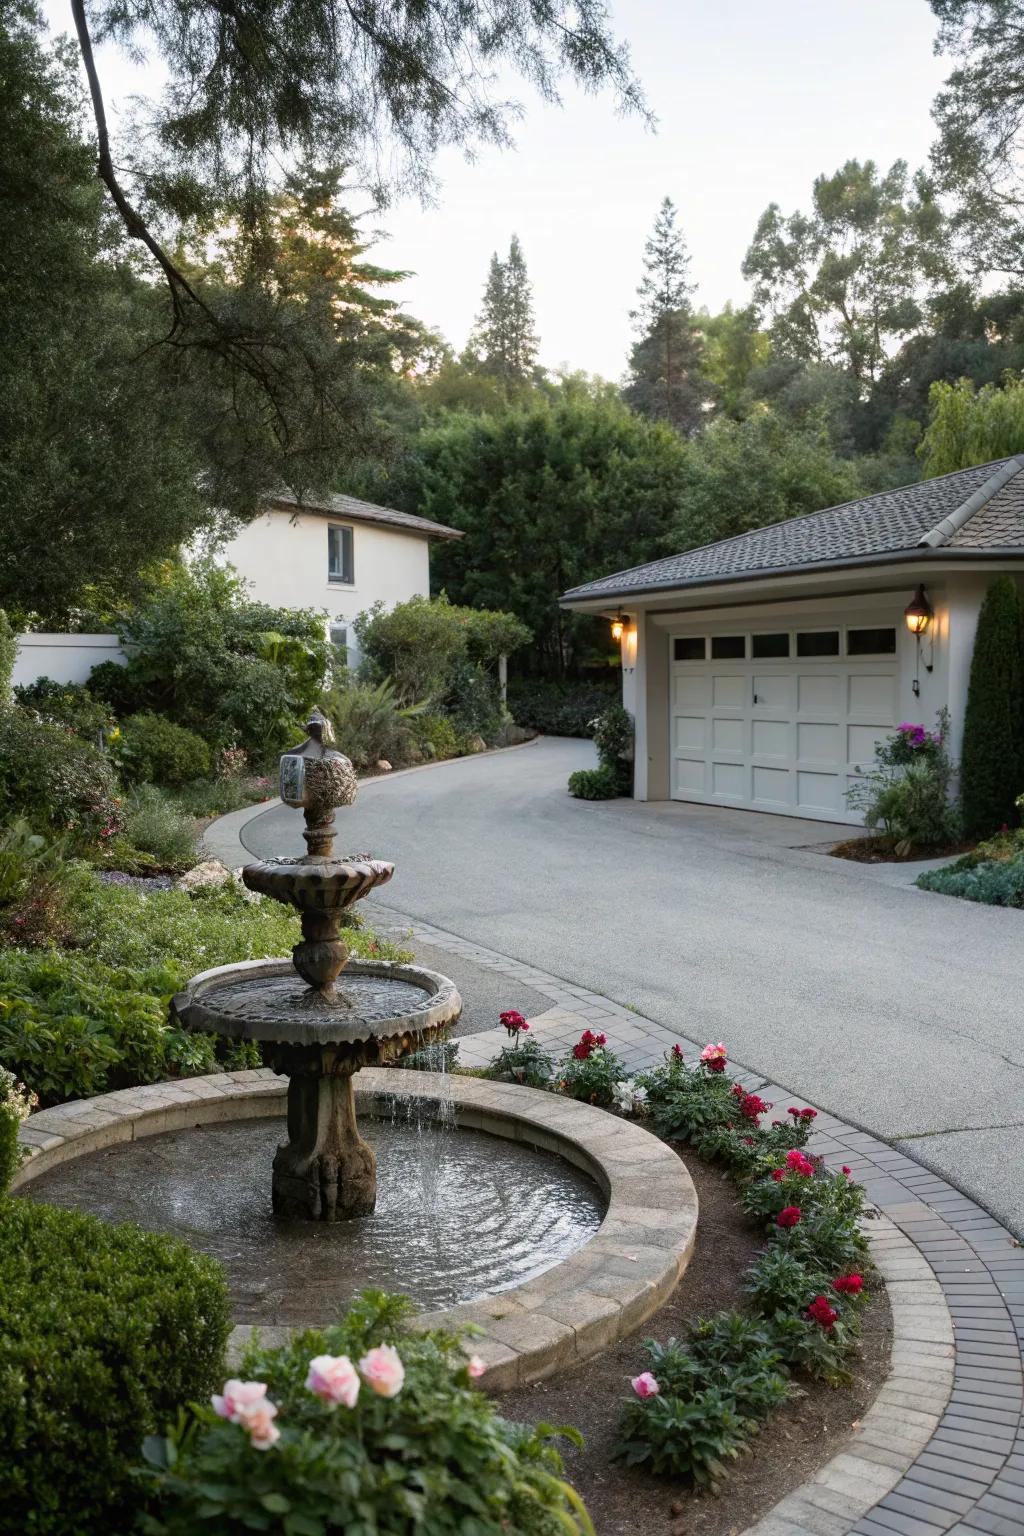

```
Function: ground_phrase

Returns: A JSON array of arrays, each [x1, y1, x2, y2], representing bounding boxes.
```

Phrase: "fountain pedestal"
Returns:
[[272, 1049, 375, 1221], [170, 709, 461, 1222]]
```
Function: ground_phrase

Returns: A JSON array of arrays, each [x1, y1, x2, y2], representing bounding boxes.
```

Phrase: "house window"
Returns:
[[796, 630, 840, 657], [328, 525, 354, 584], [329, 623, 348, 651], [674, 636, 705, 661], [751, 632, 790, 659], [847, 626, 897, 656], [711, 635, 745, 660]]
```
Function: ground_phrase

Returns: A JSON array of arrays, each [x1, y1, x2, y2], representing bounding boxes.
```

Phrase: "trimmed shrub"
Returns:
[[115, 712, 212, 786], [413, 710, 461, 761], [508, 678, 619, 737], [0, 1198, 229, 1536], [355, 593, 529, 707], [568, 762, 623, 800], [139, 1290, 591, 1535], [960, 576, 1024, 837], [0, 708, 121, 845]]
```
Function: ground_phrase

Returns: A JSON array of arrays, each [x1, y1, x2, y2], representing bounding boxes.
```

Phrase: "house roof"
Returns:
[[267, 491, 463, 542], [562, 455, 1024, 604]]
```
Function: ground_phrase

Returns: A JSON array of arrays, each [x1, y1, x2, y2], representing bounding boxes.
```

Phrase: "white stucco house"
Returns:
[[13, 492, 462, 687], [215, 491, 463, 666], [562, 456, 1024, 824]]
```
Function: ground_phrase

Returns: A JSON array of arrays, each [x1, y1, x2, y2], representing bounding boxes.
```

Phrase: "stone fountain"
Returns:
[[172, 711, 461, 1221]]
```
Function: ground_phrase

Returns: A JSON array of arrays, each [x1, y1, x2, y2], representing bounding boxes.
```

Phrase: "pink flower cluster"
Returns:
[[896, 722, 940, 749], [573, 1029, 606, 1061], [700, 1042, 728, 1073], [500, 1009, 529, 1039], [631, 1370, 660, 1399], [212, 1380, 280, 1450], [212, 1343, 411, 1451]]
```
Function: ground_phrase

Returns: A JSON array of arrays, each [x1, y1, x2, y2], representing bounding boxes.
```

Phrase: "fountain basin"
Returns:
[[241, 856, 395, 914]]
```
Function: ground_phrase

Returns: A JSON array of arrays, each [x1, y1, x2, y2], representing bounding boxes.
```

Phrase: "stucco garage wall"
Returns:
[[12, 632, 127, 689]]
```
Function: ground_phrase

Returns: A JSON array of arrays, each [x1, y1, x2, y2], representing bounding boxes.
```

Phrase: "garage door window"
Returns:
[[847, 627, 896, 656], [752, 632, 790, 659], [711, 635, 746, 660], [674, 637, 705, 661], [796, 630, 839, 657]]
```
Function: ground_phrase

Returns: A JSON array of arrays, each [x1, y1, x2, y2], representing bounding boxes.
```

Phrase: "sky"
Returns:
[[42, 0, 950, 381]]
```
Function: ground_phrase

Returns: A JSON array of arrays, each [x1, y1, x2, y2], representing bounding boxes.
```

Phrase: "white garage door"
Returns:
[[670, 621, 900, 823]]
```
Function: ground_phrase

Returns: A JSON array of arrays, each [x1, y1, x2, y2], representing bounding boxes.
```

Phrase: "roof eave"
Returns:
[[265, 497, 463, 541], [560, 546, 1024, 609]]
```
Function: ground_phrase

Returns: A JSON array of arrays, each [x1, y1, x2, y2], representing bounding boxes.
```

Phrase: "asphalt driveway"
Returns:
[[243, 737, 1024, 1234]]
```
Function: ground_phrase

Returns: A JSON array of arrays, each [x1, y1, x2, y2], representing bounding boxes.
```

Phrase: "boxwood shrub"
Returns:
[[0, 1197, 229, 1535]]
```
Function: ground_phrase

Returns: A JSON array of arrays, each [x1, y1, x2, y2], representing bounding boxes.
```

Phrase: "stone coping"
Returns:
[[11, 1068, 697, 1392]]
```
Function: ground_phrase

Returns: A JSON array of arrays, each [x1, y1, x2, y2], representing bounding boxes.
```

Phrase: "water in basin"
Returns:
[[22, 1115, 605, 1323]]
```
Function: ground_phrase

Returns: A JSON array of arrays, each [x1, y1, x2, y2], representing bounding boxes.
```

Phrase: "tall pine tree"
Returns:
[[469, 234, 539, 387], [624, 197, 708, 435]]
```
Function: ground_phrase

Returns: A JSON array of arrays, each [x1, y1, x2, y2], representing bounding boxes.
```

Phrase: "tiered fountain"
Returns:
[[172, 711, 462, 1221]]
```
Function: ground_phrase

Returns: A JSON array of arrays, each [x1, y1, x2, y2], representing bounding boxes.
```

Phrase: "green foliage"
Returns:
[[415, 389, 689, 674], [117, 785, 199, 874], [95, 562, 329, 757], [507, 679, 619, 737], [556, 1039, 628, 1108], [616, 1322, 790, 1485], [0, 1066, 34, 1194], [394, 1040, 460, 1074], [484, 1038, 555, 1088], [624, 197, 710, 434], [443, 658, 502, 740], [586, 702, 634, 796], [567, 763, 624, 800], [919, 374, 1024, 475], [960, 576, 1024, 836], [0, 1196, 229, 1536], [322, 677, 423, 771], [0, 707, 121, 846], [0, 611, 17, 703], [172, 775, 272, 818], [846, 713, 959, 853], [13, 677, 113, 740], [115, 713, 212, 787], [139, 1290, 593, 1535], [0, 819, 79, 946], [412, 711, 461, 761], [468, 235, 541, 389], [355, 593, 528, 708], [918, 851, 1024, 907], [745, 1247, 833, 1318]]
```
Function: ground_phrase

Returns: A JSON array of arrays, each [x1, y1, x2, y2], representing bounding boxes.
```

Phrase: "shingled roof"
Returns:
[[267, 491, 463, 541], [563, 456, 1024, 604]]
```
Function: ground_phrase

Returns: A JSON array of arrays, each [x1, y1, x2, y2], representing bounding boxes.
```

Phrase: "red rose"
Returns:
[[776, 1206, 802, 1228], [771, 1168, 785, 1182], [572, 1042, 590, 1061], [785, 1150, 814, 1178], [833, 1274, 863, 1295], [671, 1044, 684, 1059], [841, 1166, 851, 1176], [799, 1108, 817, 1121], [807, 1295, 838, 1330]]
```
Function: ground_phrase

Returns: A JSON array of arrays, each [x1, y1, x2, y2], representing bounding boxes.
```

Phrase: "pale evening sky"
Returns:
[[42, 0, 950, 381]]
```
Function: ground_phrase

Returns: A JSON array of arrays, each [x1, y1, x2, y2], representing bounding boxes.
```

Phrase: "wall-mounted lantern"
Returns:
[[610, 610, 625, 643], [904, 584, 934, 697]]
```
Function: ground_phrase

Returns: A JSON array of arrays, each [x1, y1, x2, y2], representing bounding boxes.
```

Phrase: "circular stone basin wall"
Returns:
[[13, 1070, 698, 1388]]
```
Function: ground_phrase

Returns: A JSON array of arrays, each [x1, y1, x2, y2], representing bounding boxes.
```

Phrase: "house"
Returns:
[[216, 492, 463, 665], [561, 457, 1024, 825]]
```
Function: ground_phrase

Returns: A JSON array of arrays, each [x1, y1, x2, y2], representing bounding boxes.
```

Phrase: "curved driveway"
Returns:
[[244, 736, 1024, 1234]]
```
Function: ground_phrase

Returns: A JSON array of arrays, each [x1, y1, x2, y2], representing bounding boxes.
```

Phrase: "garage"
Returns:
[[669, 619, 900, 822]]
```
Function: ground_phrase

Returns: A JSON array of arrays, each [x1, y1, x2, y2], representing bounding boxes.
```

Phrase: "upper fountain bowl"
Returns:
[[242, 856, 395, 914]]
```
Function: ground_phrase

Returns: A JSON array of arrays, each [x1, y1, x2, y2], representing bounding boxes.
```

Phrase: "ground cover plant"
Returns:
[[491, 1025, 873, 1495], [138, 1289, 594, 1536]]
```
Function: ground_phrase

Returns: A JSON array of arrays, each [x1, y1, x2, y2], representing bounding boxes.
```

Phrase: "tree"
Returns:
[[919, 374, 1024, 474], [468, 235, 540, 388], [409, 388, 689, 674], [694, 303, 771, 418], [959, 575, 1024, 836], [742, 160, 952, 384], [672, 411, 864, 550], [930, 0, 1024, 277], [624, 197, 708, 434]]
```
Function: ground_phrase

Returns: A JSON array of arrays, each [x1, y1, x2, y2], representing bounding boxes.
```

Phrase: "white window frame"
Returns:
[[328, 523, 355, 585]]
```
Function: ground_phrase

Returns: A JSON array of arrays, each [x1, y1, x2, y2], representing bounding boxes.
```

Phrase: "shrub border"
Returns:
[[11, 1067, 697, 1391]]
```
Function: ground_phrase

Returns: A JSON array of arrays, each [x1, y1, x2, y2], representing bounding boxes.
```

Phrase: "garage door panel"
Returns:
[[848, 673, 896, 715], [712, 717, 744, 752], [673, 674, 709, 709], [753, 766, 791, 805], [674, 757, 706, 793], [713, 674, 745, 708], [752, 718, 790, 758], [797, 721, 840, 762], [797, 770, 842, 813], [753, 674, 794, 709], [847, 722, 890, 766], [675, 714, 706, 751], [798, 674, 841, 713], [712, 761, 745, 798]]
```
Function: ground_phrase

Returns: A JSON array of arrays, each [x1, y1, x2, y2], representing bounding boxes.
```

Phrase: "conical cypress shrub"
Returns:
[[960, 575, 1024, 837]]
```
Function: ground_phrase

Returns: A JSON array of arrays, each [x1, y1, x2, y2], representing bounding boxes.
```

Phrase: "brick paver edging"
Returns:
[[11, 1067, 697, 1392]]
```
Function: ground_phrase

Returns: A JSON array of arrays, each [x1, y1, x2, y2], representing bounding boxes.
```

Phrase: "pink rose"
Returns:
[[466, 1355, 486, 1379], [244, 1403, 280, 1450], [359, 1343, 405, 1398], [631, 1371, 660, 1399], [212, 1379, 269, 1423], [306, 1353, 360, 1409], [700, 1042, 727, 1072]]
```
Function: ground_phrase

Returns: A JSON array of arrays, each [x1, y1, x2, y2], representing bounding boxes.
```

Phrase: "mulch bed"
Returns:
[[499, 1152, 892, 1536], [830, 835, 972, 864]]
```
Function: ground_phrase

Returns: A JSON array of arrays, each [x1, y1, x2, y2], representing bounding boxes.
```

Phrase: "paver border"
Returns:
[[11, 1067, 697, 1392]]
